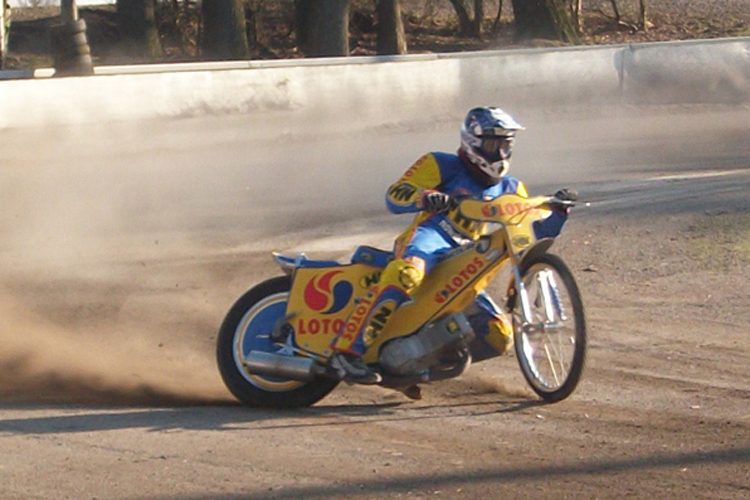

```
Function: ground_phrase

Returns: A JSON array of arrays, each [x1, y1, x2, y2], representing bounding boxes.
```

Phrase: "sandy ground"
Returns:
[[1, 104, 749, 499]]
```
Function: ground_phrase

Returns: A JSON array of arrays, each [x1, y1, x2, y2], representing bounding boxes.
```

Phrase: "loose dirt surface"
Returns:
[[1, 105, 749, 498]]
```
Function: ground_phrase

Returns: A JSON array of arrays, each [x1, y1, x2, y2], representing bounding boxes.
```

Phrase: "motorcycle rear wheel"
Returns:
[[512, 253, 587, 403], [216, 276, 339, 409]]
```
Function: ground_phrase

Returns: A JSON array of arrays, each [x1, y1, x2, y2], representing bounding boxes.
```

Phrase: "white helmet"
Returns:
[[460, 107, 524, 182]]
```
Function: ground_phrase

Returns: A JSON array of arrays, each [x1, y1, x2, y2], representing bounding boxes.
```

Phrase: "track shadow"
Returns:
[[130, 446, 750, 500], [0, 397, 542, 435]]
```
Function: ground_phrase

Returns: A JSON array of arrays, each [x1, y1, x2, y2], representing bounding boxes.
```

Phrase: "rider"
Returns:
[[329, 106, 575, 384]]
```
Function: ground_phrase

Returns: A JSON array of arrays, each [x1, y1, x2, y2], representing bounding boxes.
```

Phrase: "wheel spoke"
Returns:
[[543, 343, 561, 386]]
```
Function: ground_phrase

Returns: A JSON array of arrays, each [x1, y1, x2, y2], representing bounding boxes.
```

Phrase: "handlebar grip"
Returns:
[[546, 198, 576, 211]]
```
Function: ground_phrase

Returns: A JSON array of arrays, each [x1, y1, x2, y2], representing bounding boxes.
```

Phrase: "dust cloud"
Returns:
[[0, 121, 253, 407], [0, 114, 399, 407], [0, 295, 230, 406], [466, 377, 535, 399]]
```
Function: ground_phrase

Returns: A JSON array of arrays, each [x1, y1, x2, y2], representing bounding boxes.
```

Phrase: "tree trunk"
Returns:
[[511, 0, 579, 43], [295, 0, 350, 57], [472, 0, 483, 38], [200, 0, 249, 60], [609, 0, 621, 22], [573, 0, 582, 33], [639, 0, 649, 31], [116, 0, 162, 58], [492, 0, 503, 33], [60, 0, 78, 22], [0, 0, 9, 69], [447, 0, 473, 36], [376, 0, 407, 55], [53, 0, 94, 76]]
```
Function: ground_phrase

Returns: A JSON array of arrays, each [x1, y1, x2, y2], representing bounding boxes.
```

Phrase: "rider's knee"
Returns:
[[379, 258, 425, 294]]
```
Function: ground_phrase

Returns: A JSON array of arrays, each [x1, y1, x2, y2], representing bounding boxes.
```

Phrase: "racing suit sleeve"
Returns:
[[530, 181, 569, 239], [515, 180, 529, 198], [385, 153, 443, 214]]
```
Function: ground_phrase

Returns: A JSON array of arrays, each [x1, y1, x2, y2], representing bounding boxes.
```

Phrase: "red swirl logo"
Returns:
[[303, 271, 354, 315]]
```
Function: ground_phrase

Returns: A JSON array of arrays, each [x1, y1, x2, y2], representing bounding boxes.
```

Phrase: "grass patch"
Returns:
[[684, 212, 750, 269]]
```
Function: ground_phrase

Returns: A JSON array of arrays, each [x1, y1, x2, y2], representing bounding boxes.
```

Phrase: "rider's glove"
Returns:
[[554, 188, 578, 202], [422, 191, 452, 213]]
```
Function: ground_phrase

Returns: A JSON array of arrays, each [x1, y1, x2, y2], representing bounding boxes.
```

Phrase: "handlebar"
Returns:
[[543, 197, 577, 211]]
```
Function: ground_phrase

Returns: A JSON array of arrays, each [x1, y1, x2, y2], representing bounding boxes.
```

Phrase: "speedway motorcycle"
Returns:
[[217, 193, 587, 408]]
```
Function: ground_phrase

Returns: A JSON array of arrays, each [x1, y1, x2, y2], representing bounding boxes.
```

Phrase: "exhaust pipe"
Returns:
[[243, 351, 329, 381]]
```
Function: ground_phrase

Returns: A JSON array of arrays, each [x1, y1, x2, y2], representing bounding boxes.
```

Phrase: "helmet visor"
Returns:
[[480, 136, 514, 161]]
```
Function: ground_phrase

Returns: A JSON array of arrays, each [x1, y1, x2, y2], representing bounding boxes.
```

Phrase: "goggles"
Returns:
[[480, 136, 514, 160]]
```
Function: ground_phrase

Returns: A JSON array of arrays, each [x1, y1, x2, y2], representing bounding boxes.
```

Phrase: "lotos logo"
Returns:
[[303, 271, 354, 314], [482, 204, 499, 217], [434, 256, 485, 304], [482, 201, 541, 219]]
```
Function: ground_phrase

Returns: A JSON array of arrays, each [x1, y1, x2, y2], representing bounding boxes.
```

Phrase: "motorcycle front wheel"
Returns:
[[511, 253, 587, 403], [216, 276, 339, 409]]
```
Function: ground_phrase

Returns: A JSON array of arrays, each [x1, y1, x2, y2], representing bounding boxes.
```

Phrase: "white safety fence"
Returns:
[[0, 37, 748, 130]]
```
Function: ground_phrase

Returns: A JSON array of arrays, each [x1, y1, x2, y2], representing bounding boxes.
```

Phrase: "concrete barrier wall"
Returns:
[[621, 38, 750, 104], [0, 37, 748, 130], [455, 45, 623, 109]]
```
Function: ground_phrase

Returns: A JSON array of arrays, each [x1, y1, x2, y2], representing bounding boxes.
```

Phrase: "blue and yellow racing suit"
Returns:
[[332, 152, 564, 356]]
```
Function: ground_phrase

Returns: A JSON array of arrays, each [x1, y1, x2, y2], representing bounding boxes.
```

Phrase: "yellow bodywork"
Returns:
[[285, 194, 556, 363], [460, 194, 554, 256]]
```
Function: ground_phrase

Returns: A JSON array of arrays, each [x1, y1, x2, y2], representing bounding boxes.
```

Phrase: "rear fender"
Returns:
[[272, 252, 342, 275]]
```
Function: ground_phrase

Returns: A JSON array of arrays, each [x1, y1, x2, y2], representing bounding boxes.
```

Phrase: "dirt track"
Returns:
[[1, 104, 749, 499]]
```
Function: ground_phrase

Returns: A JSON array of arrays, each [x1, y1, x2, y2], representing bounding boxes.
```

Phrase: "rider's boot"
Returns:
[[329, 351, 382, 385], [485, 314, 514, 355], [329, 259, 424, 384]]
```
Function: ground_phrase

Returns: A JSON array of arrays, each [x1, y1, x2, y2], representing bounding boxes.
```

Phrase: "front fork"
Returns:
[[512, 265, 534, 330], [511, 262, 565, 333]]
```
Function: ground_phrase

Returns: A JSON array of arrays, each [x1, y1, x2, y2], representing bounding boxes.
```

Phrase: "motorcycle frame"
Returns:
[[280, 194, 559, 364]]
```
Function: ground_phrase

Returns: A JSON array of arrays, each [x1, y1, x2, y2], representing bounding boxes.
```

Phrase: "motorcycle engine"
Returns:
[[378, 313, 474, 376]]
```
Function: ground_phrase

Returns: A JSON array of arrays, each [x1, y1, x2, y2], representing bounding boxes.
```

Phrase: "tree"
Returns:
[[295, 0, 350, 57], [511, 0, 579, 43], [0, 0, 9, 69], [570, 0, 582, 33], [492, 0, 504, 33], [605, 0, 649, 32], [447, 0, 475, 37], [472, 0, 484, 38], [116, 0, 162, 58], [447, 0, 491, 38], [638, 0, 649, 31], [376, 0, 407, 55], [200, 0, 249, 60], [608, 0, 622, 24], [51, 0, 93, 75]]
